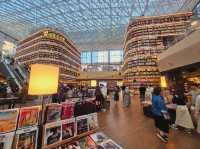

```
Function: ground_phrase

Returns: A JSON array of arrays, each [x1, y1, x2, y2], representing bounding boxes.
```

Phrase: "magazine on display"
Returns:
[[61, 101, 75, 120], [100, 139, 123, 149], [90, 132, 108, 144], [0, 132, 15, 149], [18, 106, 41, 129], [76, 115, 89, 135], [85, 136, 97, 149], [0, 108, 19, 133], [15, 126, 38, 149], [45, 103, 62, 123], [88, 113, 98, 131], [62, 118, 76, 140], [44, 121, 61, 146]]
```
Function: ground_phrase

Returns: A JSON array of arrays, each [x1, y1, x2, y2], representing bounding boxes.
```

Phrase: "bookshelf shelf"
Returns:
[[123, 12, 192, 91], [42, 129, 97, 149], [15, 28, 80, 83]]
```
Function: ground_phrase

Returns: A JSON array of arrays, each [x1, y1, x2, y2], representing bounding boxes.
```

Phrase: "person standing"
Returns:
[[113, 86, 120, 102], [173, 90, 194, 133], [95, 86, 103, 111], [139, 84, 146, 102], [195, 94, 200, 134], [188, 84, 200, 106], [152, 87, 169, 143], [145, 85, 153, 101], [123, 87, 131, 107]]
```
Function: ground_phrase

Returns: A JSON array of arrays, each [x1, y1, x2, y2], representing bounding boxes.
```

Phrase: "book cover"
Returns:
[[45, 103, 62, 123], [62, 118, 76, 140], [0, 108, 19, 133], [18, 106, 41, 129], [85, 136, 97, 149], [15, 126, 38, 149], [76, 115, 89, 135], [44, 121, 61, 146], [61, 101, 75, 120], [88, 113, 98, 131], [90, 132, 108, 144], [0, 132, 15, 149], [100, 139, 123, 149]]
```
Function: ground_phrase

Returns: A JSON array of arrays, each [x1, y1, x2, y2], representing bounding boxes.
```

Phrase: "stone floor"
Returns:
[[98, 96, 200, 149]]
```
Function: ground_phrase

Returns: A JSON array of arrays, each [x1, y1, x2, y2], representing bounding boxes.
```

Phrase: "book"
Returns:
[[100, 139, 123, 149], [18, 106, 41, 129], [44, 121, 61, 146], [61, 101, 75, 120], [45, 103, 62, 123], [90, 132, 108, 144], [76, 115, 89, 135], [15, 126, 38, 149], [0, 132, 15, 149], [85, 136, 97, 149], [0, 108, 19, 133], [88, 113, 98, 131], [61, 118, 76, 140]]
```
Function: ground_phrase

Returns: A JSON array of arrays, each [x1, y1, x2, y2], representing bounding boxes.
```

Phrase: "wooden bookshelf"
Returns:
[[15, 28, 80, 82], [123, 12, 192, 92], [42, 129, 97, 149]]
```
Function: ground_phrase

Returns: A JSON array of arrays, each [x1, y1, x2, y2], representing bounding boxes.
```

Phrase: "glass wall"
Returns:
[[81, 51, 91, 64], [110, 50, 123, 63], [81, 49, 123, 64]]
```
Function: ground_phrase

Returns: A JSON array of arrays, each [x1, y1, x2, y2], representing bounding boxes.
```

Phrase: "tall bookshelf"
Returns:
[[123, 12, 192, 92], [15, 28, 80, 83]]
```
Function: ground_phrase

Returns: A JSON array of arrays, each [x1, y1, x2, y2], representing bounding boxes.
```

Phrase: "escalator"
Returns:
[[0, 59, 24, 89]]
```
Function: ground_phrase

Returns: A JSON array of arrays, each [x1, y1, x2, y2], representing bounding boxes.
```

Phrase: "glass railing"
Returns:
[[164, 19, 200, 50]]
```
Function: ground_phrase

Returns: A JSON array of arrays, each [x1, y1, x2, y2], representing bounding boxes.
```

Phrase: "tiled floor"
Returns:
[[98, 96, 200, 149]]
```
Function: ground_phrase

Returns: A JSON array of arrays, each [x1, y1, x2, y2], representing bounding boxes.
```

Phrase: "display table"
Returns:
[[0, 97, 19, 109]]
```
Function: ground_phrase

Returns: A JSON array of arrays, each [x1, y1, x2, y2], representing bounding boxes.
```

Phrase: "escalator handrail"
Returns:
[[2, 60, 22, 89]]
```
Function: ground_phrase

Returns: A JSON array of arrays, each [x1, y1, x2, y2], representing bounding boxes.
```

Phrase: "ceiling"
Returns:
[[0, 0, 198, 49]]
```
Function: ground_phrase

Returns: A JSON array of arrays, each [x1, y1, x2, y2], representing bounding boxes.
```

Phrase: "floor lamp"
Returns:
[[28, 64, 59, 123]]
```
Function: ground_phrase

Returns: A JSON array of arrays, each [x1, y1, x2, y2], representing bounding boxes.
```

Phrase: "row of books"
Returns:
[[0, 101, 97, 133], [50, 132, 123, 149], [126, 25, 188, 41], [17, 29, 80, 57], [127, 12, 192, 30], [43, 113, 98, 147], [16, 28, 80, 82]]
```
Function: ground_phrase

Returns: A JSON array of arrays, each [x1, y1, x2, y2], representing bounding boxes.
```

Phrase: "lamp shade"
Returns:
[[28, 64, 59, 95], [160, 76, 167, 88], [91, 80, 97, 87]]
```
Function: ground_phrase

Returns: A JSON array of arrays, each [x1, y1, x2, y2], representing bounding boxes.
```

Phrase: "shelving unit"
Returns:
[[42, 129, 97, 149], [123, 12, 192, 92], [15, 28, 80, 83]]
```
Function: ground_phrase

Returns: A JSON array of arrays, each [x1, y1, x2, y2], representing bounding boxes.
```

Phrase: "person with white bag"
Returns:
[[174, 90, 194, 133]]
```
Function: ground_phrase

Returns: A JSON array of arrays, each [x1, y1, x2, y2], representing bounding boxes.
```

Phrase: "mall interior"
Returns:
[[0, 0, 200, 149]]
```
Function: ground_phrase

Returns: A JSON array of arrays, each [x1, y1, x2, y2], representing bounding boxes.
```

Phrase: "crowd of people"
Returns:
[[139, 84, 200, 143]]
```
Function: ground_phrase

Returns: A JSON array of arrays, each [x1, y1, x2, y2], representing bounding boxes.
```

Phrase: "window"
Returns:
[[92, 51, 98, 64], [92, 51, 108, 64], [97, 51, 108, 63], [81, 51, 91, 64], [109, 50, 123, 63], [81, 49, 123, 65]]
